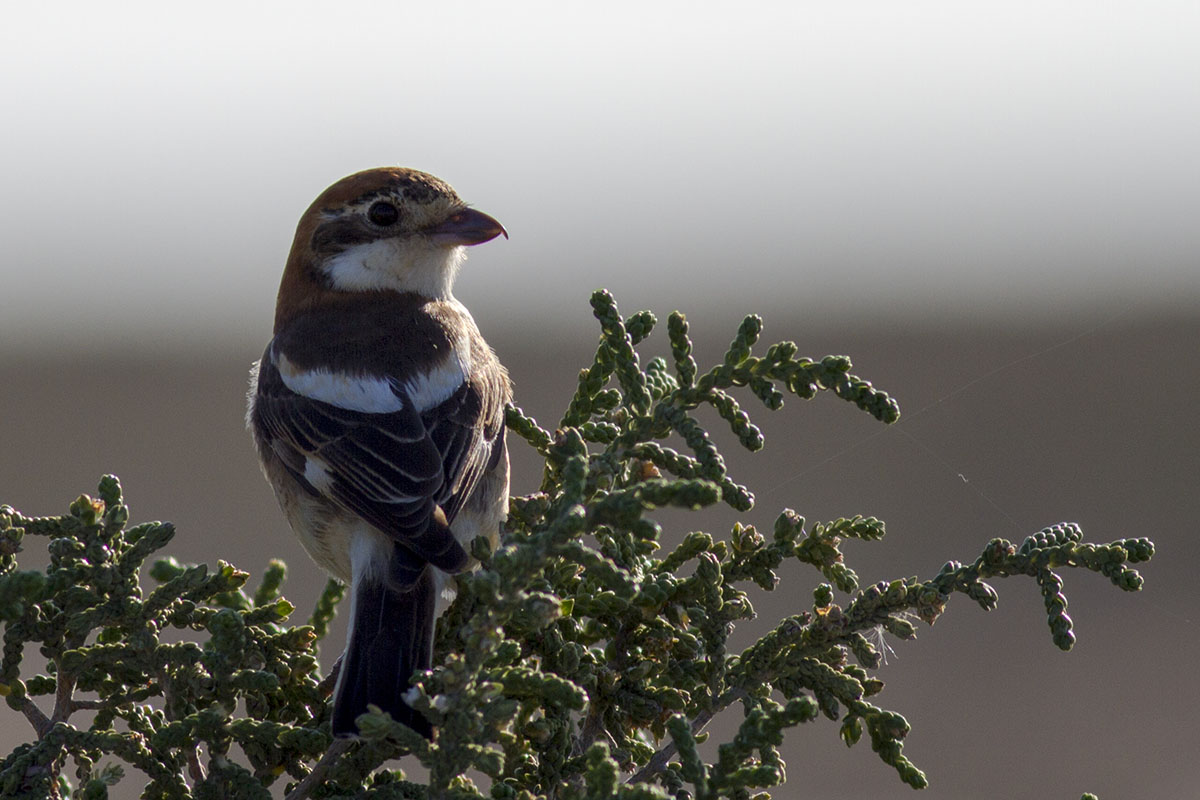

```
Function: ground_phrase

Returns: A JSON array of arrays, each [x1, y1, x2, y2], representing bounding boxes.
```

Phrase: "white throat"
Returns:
[[322, 239, 466, 300]]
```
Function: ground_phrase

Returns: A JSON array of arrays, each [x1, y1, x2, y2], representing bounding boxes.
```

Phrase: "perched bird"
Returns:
[[247, 167, 511, 737]]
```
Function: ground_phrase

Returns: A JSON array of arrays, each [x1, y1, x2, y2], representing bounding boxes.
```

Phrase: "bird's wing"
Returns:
[[253, 347, 503, 574]]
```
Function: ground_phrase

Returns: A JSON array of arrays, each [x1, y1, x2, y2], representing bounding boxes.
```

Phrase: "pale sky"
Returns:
[[2, 1, 1197, 352]]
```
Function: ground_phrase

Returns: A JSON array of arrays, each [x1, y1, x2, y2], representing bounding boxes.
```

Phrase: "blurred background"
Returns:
[[2, 1, 1198, 797]]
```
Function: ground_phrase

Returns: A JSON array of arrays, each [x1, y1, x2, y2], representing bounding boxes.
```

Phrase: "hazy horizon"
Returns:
[[3, 1, 1198, 354]]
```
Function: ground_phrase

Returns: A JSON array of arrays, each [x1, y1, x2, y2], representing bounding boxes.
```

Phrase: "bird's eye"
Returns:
[[367, 201, 400, 227]]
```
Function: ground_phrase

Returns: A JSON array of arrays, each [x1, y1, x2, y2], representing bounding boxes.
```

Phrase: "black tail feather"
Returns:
[[332, 566, 436, 738]]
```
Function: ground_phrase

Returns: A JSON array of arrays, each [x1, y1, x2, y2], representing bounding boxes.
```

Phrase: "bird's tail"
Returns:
[[331, 561, 436, 738]]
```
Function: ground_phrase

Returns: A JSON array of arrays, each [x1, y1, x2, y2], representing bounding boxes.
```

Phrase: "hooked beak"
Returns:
[[427, 208, 508, 247]]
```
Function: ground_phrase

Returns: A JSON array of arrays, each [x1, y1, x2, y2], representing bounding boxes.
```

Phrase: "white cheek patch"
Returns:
[[321, 240, 466, 300], [275, 352, 405, 413], [323, 240, 402, 291]]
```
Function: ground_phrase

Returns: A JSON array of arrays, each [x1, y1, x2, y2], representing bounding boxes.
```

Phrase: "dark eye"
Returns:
[[367, 201, 399, 226]]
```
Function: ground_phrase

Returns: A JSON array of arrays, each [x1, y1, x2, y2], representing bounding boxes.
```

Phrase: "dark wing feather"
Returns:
[[253, 346, 501, 574]]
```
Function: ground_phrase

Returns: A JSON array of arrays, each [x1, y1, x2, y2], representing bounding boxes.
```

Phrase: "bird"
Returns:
[[247, 167, 511, 738]]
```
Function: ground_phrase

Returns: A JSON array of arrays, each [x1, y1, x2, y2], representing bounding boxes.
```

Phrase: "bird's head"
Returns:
[[275, 167, 506, 328]]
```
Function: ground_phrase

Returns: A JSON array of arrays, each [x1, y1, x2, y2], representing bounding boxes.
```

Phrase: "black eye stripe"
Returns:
[[367, 201, 400, 227], [311, 219, 375, 254]]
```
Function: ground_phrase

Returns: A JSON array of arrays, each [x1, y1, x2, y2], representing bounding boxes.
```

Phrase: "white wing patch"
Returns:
[[303, 456, 335, 494], [275, 351, 405, 413], [404, 343, 470, 413]]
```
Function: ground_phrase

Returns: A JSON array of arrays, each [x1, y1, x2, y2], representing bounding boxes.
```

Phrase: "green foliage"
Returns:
[[0, 289, 1152, 799], [0, 478, 330, 799]]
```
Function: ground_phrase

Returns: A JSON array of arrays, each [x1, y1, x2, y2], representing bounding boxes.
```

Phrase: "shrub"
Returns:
[[0, 290, 1152, 799]]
